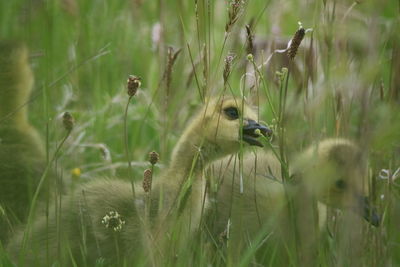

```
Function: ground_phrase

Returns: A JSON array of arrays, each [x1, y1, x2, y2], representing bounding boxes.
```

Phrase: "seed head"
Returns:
[[165, 47, 182, 90], [225, 0, 245, 34], [148, 151, 159, 165], [287, 24, 305, 60], [245, 23, 254, 55], [62, 112, 74, 131], [223, 53, 236, 84], [127, 75, 141, 97], [143, 169, 153, 193]]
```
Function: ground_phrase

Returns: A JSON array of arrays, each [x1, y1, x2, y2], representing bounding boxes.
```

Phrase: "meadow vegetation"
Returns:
[[0, 0, 399, 266]]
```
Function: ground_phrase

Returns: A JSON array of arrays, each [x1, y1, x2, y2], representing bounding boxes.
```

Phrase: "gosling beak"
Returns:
[[242, 119, 272, 147], [359, 196, 380, 227]]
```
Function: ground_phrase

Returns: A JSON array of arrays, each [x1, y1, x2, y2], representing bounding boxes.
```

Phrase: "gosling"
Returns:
[[7, 96, 271, 265], [0, 41, 49, 242], [205, 138, 379, 265]]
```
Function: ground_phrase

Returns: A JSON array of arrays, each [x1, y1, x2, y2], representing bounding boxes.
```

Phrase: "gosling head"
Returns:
[[204, 96, 271, 150], [182, 96, 272, 162], [292, 139, 380, 226]]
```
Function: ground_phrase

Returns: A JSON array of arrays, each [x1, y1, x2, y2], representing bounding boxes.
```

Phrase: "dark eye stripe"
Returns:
[[223, 107, 239, 120]]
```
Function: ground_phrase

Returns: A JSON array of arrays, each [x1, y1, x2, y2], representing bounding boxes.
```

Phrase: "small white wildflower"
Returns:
[[378, 167, 400, 181], [379, 169, 390, 180], [101, 211, 125, 232]]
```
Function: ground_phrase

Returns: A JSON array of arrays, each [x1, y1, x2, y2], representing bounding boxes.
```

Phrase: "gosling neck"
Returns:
[[0, 99, 29, 128], [0, 69, 32, 128], [168, 124, 218, 182], [0, 82, 29, 128]]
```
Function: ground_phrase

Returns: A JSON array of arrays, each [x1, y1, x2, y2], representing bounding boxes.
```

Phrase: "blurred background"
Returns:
[[0, 0, 399, 265]]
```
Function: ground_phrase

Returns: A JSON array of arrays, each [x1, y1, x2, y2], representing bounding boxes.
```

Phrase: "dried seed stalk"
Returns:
[[287, 26, 305, 60], [225, 0, 245, 34], [223, 53, 236, 85]]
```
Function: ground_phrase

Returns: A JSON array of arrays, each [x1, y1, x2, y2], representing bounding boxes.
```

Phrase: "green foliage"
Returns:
[[0, 0, 399, 265]]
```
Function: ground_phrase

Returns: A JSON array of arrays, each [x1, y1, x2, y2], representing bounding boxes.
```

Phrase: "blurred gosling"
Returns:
[[0, 41, 48, 242], [206, 138, 379, 266]]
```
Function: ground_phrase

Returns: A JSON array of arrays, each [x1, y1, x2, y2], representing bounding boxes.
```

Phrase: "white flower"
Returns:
[[379, 169, 390, 180], [101, 211, 125, 232], [379, 167, 400, 181]]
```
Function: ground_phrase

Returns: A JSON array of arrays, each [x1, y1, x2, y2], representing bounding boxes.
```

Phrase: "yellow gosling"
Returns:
[[206, 138, 379, 266], [7, 96, 271, 265], [0, 41, 48, 242]]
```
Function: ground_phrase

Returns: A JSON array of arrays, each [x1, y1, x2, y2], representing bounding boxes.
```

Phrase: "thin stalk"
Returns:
[[252, 151, 262, 227], [45, 120, 50, 265], [279, 65, 300, 264], [114, 233, 120, 266], [239, 81, 246, 195], [124, 95, 136, 199], [249, 57, 277, 120], [187, 43, 204, 102], [194, 0, 202, 53], [21, 129, 71, 253], [278, 67, 291, 178], [259, 135, 289, 179]]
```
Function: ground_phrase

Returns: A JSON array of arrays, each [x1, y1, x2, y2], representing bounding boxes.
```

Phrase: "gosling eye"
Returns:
[[223, 106, 239, 120], [335, 179, 347, 190]]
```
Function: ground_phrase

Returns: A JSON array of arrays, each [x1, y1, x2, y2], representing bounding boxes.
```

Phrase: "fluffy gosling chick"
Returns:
[[206, 138, 379, 265], [291, 138, 379, 226], [291, 138, 380, 265], [0, 41, 47, 242], [7, 96, 271, 265]]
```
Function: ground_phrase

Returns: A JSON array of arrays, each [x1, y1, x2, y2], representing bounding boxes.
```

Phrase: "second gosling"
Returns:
[[0, 41, 49, 242], [206, 138, 379, 265]]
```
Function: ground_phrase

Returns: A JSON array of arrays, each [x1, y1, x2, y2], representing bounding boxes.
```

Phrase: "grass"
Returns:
[[1, 0, 400, 266]]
